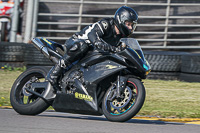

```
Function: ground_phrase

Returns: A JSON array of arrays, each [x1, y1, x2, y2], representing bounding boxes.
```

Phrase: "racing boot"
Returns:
[[47, 55, 72, 91], [47, 63, 62, 91]]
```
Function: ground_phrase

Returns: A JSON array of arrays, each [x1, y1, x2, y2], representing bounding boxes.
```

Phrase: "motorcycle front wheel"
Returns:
[[102, 78, 145, 122], [10, 66, 50, 115]]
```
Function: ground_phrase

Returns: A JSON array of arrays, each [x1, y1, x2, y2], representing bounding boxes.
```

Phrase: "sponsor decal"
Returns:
[[94, 65, 118, 71], [106, 65, 118, 69], [101, 21, 108, 30], [75, 92, 93, 101]]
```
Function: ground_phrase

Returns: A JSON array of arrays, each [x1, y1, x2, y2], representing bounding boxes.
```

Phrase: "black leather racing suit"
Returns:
[[60, 17, 123, 67]]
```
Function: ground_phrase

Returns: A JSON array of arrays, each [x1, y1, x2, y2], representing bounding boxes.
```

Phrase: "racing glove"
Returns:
[[94, 41, 127, 53]]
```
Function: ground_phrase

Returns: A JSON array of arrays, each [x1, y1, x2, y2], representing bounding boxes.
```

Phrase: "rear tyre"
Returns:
[[10, 66, 50, 115], [102, 78, 145, 122]]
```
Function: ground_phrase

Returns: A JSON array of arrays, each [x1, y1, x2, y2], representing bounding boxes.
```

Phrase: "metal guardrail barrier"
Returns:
[[30, 0, 200, 49]]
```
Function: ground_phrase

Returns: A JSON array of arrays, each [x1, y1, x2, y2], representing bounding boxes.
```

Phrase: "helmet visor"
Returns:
[[125, 21, 137, 34]]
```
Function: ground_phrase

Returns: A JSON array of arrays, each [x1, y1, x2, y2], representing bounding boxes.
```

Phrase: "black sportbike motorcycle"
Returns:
[[10, 38, 151, 122]]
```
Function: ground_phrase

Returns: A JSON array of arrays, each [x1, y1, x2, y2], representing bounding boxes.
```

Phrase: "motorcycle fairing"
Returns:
[[118, 38, 151, 77], [82, 60, 126, 84], [52, 80, 102, 115]]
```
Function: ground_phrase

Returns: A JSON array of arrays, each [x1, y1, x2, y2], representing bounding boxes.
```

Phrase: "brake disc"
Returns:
[[110, 86, 132, 109]]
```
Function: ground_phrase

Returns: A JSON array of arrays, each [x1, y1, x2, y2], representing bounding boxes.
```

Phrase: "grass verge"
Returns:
[[0, 70, 22, 107], [139, 79, 200, 118], [0, 70, 200, 118]]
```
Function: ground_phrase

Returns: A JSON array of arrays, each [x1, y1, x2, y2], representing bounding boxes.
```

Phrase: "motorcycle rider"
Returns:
[[47, 6, 138, 91]]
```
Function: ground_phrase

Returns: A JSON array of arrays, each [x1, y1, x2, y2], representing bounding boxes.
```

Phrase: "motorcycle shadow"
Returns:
[[38, 111, 184, 125]]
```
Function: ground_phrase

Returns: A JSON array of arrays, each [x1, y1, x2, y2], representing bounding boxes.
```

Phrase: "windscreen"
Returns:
[[120, 38, 145, 61], [120, 38, 141, 50]]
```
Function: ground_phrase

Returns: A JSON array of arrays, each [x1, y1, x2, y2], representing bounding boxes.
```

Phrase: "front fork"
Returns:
[[116, 75, 128, 98], [107, 75, 128, 101]]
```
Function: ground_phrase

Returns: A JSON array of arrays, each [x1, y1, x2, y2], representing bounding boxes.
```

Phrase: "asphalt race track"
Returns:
[[0, 109, 199, 133]]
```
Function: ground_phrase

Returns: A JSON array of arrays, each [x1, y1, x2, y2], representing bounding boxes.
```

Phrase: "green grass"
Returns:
[[139, 79, 200, 118], [0, 70, 22, 106], [0, 70, 200, 118]]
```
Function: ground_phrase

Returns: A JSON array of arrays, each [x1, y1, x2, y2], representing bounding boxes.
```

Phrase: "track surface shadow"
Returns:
[[38, 112, 184, 125]]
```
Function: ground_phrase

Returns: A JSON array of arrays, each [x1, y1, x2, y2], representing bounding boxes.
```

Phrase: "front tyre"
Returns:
[[102, 78, 145, 122], [10, 66, 50, 115]]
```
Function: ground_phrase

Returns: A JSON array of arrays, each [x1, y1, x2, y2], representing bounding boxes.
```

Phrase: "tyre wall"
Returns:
[[0, 42, 25, 68], [144, 51, 200, 82], [179, 53, 200, 82], [0, 43, 200, 82]]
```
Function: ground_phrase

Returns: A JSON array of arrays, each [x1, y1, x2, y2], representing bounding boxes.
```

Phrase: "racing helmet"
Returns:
[[114, 6, 138, 37]]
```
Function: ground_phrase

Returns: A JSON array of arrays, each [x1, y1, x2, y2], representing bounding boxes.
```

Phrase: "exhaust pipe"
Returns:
[[32, 38, 62, 64], [32, 38, 50, 58]]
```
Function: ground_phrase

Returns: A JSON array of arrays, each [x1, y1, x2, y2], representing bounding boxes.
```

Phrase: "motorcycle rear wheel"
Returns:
[[10, 66, 50, 115], [102, 78, 145, 122]]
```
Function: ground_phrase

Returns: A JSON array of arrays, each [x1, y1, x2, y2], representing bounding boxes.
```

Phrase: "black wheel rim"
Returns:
[[14, 73, 45, 105], [105, 81, 138, 115]]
